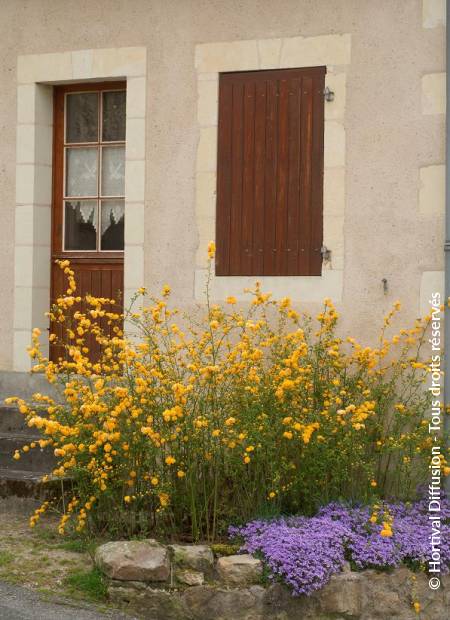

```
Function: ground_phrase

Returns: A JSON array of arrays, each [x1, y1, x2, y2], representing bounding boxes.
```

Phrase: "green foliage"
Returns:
[[57, 539, 90, 554], [11, 257, 434, 542], [210, 543, 241, 557], [0, 551, 14, 567], [63, 568, 107, 601]]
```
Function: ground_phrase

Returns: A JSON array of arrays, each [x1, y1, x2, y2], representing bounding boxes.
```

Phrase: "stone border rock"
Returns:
[[95, 540, 448, 619]]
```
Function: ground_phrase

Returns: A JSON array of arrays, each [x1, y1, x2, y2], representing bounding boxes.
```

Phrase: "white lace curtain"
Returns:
[[101, 202, 125, 235], [77, 203, 96, 230], [70, 201, 125, 235]]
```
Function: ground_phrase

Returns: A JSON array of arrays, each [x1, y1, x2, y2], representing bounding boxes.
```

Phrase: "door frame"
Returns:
[[13, 47, 147, 371]]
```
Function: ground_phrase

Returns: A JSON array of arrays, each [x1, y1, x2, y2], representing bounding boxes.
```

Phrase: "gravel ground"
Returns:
[[0, 581, 137, 620]]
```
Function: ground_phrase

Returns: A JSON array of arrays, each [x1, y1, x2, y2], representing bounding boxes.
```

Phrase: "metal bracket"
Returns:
[[321, 245, 331, 262], [324, 86, 335, 102]]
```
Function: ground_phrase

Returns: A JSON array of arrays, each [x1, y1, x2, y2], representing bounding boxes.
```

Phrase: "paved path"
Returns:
[[0, 581, 137, 620]]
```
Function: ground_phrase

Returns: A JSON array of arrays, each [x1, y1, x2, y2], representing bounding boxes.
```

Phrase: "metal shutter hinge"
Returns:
[[321, 245, 331, 261]]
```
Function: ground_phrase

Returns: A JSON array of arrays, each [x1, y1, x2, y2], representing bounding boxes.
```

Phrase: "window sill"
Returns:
[[194, 268, 343, 303]]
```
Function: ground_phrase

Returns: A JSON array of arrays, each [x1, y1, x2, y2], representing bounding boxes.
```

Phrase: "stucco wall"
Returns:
[[0, 0, 445, 370]]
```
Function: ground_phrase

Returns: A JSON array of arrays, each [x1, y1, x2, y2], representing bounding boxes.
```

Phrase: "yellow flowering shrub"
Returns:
[[6, 250, 434, 541]]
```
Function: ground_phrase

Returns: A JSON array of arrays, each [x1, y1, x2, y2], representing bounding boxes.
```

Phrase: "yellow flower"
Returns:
[[370, 480, 377, 487], [158, 492, 170, 507], [226, 296, 237, 305], [413, 602, 420, 614], [151, 477, 159, 486], [124, 495, 132, 503], [165, 456, 176, 465], [177, 470, 185, 478], [243, 456, 251, 464], [268, 491, 276, 499], [279, 297, 291, 309], [380, 521, 393, 537], [207, 241, 216, 259]]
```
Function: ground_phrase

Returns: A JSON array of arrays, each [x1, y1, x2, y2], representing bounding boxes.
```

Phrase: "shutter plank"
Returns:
[[310, 72, 325, 275], [286, 77, 302, 275], [241, 80, 256, 275], [229, 81, 245, 275], [263, 79, 278, 276], [252, 79, 267, 276], [275, 78, 289, 276], [216, 78, 233, 276], [298, 76, 313, 275]]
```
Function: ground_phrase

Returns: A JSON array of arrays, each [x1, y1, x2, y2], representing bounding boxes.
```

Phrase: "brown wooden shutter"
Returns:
[[215, 66, 326, 277]]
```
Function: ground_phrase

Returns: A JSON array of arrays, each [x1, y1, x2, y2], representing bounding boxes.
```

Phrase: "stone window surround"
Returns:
[[194, 34, 351, 303], [14, 47, 147, 372]]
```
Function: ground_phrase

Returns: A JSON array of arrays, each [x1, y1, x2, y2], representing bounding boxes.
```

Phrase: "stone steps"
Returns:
[[0, 405, 56, 498], [0, 467, 55, 499], [0, 405, 33, 434], [0, 432, 55, 471]]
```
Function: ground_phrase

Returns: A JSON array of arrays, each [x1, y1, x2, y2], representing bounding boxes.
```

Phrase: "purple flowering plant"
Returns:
[[229, 497, 450, 596]]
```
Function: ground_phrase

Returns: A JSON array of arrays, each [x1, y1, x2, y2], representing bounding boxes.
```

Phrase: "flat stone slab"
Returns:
[[95, 539, 170, 582], [109, 581, 191, 620], [176, 569, 204, 586], [182, 585, 265, 620], [216, 554, 263, 585], [169, 544, 214, 575]]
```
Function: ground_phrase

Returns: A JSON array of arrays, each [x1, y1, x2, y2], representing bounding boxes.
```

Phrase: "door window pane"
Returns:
[[66, 147, 98, 197], [61, 87, 126, 255], [101, 146, 125, 196], [101, 200, 124, 250], [64, 200, 97, 250], [66, 92, 98, 143], [102, 91, 126, 141]]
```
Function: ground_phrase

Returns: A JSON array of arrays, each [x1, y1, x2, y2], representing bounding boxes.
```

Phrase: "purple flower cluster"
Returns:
[[229, 498, 450, 596]]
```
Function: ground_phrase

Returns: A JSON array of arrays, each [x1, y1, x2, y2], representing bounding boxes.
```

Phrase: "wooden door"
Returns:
[[50, 82, 126, 362]]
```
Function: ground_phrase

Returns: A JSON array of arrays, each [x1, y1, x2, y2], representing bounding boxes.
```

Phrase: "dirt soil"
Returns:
[[0, 498, 133, 618], [0, 509, 89, 588]]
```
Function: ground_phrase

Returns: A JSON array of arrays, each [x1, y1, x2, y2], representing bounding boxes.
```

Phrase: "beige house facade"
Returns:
[[0, 0, 446, 376]]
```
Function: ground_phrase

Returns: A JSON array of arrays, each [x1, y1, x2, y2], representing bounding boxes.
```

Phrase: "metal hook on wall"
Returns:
[[324, 86, 335, 102]]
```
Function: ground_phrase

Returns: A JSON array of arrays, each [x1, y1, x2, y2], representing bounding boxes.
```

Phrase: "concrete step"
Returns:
[[0, 370, 58, 402], [0, 379, 61, 501], [0, 406, 39, 435], [0, 432, 55, 472], [0, 468, 61, 499]]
